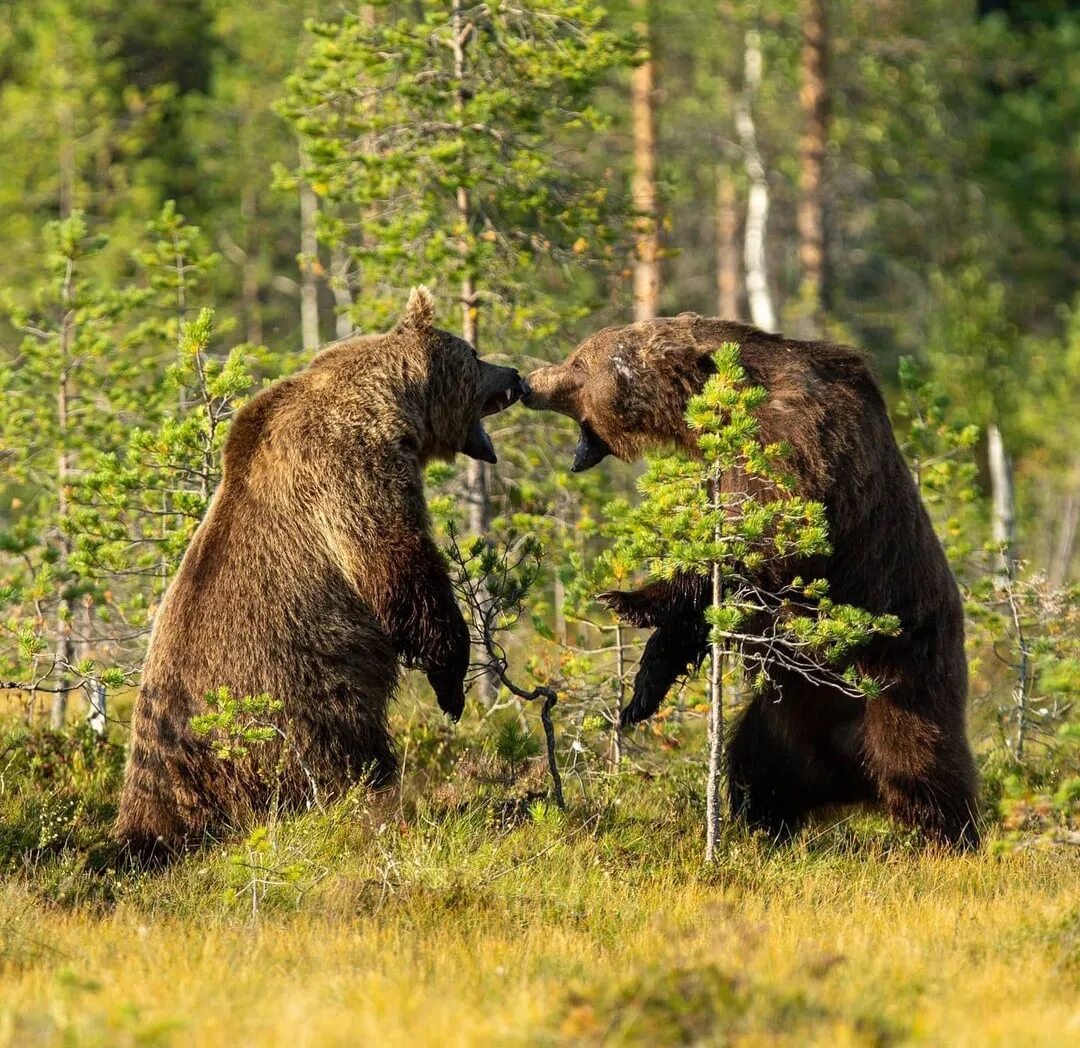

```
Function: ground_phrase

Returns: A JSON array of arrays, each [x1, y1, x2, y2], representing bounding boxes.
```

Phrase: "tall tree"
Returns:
[[796, 0, 829, 332], [630, 0, 660, 321], [613, 343, 896, 861], [714, 166, 740, 318], [0, 214, 146, 725], [734, 28, 776, 332]]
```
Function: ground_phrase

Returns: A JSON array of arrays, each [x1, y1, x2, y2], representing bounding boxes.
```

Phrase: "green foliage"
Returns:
[[191, 687, 285, 762], [0, 213, 148, 698], [278, 0, 634, 328], [0, 0, 1076, 873], [488, 718, 541, 777], [895, 355, 982, 571], [610, 344, 898, 704]]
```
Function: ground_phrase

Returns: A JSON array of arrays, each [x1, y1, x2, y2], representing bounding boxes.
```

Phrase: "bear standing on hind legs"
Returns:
[[115, 289, 522, 859], [523, 313, 980, 849]]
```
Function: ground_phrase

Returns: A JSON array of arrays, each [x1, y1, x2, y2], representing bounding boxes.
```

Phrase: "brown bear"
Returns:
[[523, 313, 980, 849], [115, 288, 521, 858]]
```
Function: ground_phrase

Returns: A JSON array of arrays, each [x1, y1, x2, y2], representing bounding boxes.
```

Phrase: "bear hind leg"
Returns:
[[727, 696, 823, 841], [863, 697, 980, 851]]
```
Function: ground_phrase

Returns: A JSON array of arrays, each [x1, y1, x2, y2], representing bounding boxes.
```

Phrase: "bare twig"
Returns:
[[445, 527, 566, 809]]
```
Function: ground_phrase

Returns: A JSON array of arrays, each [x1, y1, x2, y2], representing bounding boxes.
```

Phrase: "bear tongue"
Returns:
[[462, 418, 497, 464]]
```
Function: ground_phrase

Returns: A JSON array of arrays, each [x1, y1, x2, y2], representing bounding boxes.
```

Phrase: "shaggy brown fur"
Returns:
[[115, 289, 521, 859], [524, 313, 979, 849]]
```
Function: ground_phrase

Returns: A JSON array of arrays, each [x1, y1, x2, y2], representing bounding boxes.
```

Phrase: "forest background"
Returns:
[[0, 2, 1076, 1044]]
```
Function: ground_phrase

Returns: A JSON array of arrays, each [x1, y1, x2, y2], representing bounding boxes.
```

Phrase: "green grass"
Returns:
[[0, 713, 1077, 1047]]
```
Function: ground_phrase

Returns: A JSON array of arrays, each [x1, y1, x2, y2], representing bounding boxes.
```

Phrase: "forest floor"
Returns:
[[0, 712, 1077, 1047]]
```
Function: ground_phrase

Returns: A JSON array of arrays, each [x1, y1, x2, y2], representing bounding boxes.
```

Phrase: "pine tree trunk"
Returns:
[[1049, 461, 1080, 588], [452, 1, 487, 540], [715, 165, 740, 318], [797, 0, 829, 332], [452, 0, 493, 705], [51, 283, 74, 730], [734, 30, 776, 332], [299, 168, 320, 353], [241, 184, 263, 345], [630, 0, 660, 322], [330, 245, 354, 340]]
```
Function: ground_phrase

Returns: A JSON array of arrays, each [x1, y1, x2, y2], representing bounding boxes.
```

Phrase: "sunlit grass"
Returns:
[[0, 706, 1076, 1046]]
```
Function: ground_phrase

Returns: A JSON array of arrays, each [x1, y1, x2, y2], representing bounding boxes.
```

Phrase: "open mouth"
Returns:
[[463, 374, 523, 464], [480, 385, 521, 418]]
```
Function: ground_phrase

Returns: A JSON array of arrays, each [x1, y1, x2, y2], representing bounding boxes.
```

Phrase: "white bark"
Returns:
[[987, 423, 1015, 580], [86, 679, 107, 737], [734, 30, 776, 332], [705, 478, 724, 862], [988, 423, 1028, 760]]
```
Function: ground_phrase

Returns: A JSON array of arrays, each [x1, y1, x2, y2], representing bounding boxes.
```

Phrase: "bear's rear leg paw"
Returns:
[[881, 780, 981, 852]]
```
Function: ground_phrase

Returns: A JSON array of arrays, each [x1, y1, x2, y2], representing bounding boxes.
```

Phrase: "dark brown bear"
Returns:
[[115, 288, 521, 858], [523, 313, 979, 849]]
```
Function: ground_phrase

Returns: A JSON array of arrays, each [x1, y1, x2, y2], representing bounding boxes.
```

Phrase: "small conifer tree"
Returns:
[[611, 344, 899, 860]]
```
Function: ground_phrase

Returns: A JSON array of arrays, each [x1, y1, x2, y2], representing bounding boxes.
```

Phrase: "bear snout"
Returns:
[[520, 365, 580, 415]]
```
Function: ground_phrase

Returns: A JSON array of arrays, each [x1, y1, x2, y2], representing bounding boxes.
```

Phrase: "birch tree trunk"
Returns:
[[988, 423, 1029, 759], [988, 422, 1015, 581], [734, 30, 776, 332], [705, 478, 724, 862], [715, 165, 740, 318], [630, 0, 660, 321], [86, 679, 107, 737], [797, 0, 829, 331]]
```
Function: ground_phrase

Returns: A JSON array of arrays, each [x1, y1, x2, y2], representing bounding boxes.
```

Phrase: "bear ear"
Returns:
[[397, 286, 435, 333]]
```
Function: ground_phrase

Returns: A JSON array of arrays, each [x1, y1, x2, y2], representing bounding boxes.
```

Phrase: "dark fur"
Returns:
[[525, 313, 979, 849], [115, 289, 519, 858]]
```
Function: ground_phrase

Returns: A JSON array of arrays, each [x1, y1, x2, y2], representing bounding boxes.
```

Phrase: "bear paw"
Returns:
[[429, 672, 466, 722], [597, 589, 662, 628]]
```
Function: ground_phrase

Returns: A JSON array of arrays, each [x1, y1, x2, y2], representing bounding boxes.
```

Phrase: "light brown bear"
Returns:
[[115, 289, 521, 858], [523, 314, 979, 849]]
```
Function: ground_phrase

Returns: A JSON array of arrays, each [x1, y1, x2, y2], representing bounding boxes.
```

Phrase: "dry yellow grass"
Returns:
[[0, 788, 1076, 1047]]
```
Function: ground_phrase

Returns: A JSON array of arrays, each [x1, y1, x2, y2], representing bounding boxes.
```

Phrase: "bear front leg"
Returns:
[[380, 539, 471, 721], [598, 572, 708, 629], [601, 573, 709, 726], [620, 614, 709, 726]]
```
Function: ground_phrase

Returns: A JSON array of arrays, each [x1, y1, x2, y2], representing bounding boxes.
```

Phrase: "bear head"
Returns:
[[522, 315, 714, 471], [303, 287, 523, 465]]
